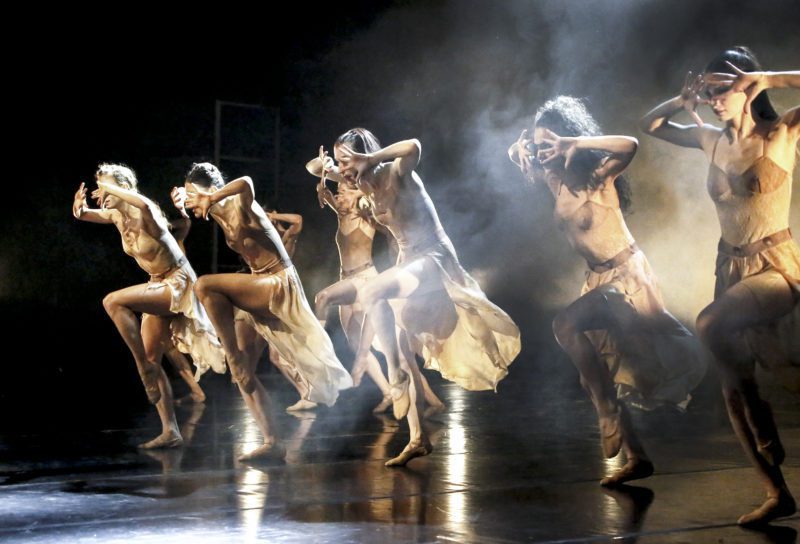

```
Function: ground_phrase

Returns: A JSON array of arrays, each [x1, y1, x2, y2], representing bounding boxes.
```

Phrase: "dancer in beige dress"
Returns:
[[642, 46, 800, 525], [510, 96, 705, 486], [174, 162, 352, 461], [330, 129, 521, 466], [308, 152, 445, 415], [72, 163, 225, 449], [227, 207, 316, 413]]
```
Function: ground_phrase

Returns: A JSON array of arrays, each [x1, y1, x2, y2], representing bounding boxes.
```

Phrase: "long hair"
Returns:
[[185, 162, 226, 189], [96, 163, 138, 191], [335, 128, 382, 154], [704, 46, 779, 122], [533, 96, 632, 212]]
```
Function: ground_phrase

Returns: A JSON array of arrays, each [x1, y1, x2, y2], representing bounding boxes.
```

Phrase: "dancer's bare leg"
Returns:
[[356, 257, 447, 464], [341, 303, 393, 413], [696, 274, 796, 525], [165, 347, 206, 404], [139, 313, 183, 449], [195, 274, 285, 462], [552, 288, 633, 462], [103, 284, 183, 448], [103, 284, 175, 404]]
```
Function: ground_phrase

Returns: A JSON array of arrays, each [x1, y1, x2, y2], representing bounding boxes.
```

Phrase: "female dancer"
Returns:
[[509, 96, 705, 486], [308, 151, 444, 415], [72, 163, 224, 448], [332, 129, 521, 466], [175, 162, 352, 461], [224, 206, 316, 413], [641, 46, 799, 524]]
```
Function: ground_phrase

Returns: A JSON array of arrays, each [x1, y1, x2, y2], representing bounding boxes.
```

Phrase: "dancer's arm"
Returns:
[[337, 139, 422, 181], [97, 181, 164, 235], [640, 71, 720, 149], [707, 65, 800, 124], [539, 130, 639, 181], [269, 212, 303, 242], [169, 217, 191, 253], [72, 183, 116, 224], [186, 176, 254, 219]]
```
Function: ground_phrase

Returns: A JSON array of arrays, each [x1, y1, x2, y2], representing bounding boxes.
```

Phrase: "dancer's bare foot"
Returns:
[[286, 399, 318, 412], [138, 430, 183, 450], [390, 374, 411, 420], [385, 439, 432, 467], [757, 439, 786, 467], [423, 402, 446, 419], [600, 457, 654, 487], [598, 409, 623, 459], [372, 394, 392, 414], [175, 392, 206, 405], [738, 490, 796, 526], [239, 441, 286, 463]]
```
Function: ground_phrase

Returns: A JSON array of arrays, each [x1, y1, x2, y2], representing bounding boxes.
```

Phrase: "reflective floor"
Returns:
[[2, 366, 800, 543]]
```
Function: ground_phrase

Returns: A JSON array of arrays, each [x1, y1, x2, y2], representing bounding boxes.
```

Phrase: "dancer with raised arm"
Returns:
[[641, 46, 800, 525]]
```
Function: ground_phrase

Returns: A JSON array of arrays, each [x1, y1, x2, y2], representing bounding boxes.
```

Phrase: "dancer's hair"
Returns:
[[185, 162, 226, 189], [96, 163, 138, 191], [533, 96, 632, 212], [335, 128, 382, 154], [704, 46, 778, 122]]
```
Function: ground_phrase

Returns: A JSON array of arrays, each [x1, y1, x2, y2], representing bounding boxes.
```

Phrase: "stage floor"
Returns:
[[2, 369, 800, 543]]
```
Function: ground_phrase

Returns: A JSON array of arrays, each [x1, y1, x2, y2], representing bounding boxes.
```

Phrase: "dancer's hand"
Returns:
[[317, 179, 335, 209], [72, 182, 89, 217], [509, 129, 536, 176], [185, 184, 214, 220], [538, 129, 579, 169], [679, 70, 707, 126], [90, 186, 104, 207], [706, 62, 767, 117], [336, 145, 374, 183], [170, 187, 190, 219]]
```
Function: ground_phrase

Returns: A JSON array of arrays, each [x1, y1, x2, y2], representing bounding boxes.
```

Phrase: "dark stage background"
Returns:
[[3, 0, 799, 420]]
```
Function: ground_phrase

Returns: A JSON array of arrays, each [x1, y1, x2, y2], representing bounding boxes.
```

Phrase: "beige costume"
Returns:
[[235, 264, 353, 406], [555, 181, 706, 410], [389, 230, 521, 392], [146, 256, 226, 379], [709, 136, 800, 383]]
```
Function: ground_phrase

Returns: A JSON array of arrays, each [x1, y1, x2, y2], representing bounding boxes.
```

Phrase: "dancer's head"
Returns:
[[703, 46, 778, 123], [185, 162, 225, 191], [532, 96, 631, 211], [334, 128, 381, 185], [95, 163, 138, 209]]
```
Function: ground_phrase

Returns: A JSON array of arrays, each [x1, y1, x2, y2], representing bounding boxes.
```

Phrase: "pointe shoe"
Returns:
[[598, 407, 623, 459], [757, 438, 786, 467], [390, 375, 411, 420], [738, 489, 796, 526], [372, 394, 392, 414]]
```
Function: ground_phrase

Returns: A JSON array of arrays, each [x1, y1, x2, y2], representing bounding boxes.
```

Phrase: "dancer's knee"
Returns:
[[102, 292, 121, 316], [193, 276, 213, 302]]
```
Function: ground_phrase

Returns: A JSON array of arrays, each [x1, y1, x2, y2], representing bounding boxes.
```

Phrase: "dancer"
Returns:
[[641, 46, 799, 524], [174, 162, 352, 461], [72, 163, 224, 448], [308, 151, 444, 415], [225, 206, 316, 413], [330, 129, 520, 466], [509, 96, 705, 486]]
